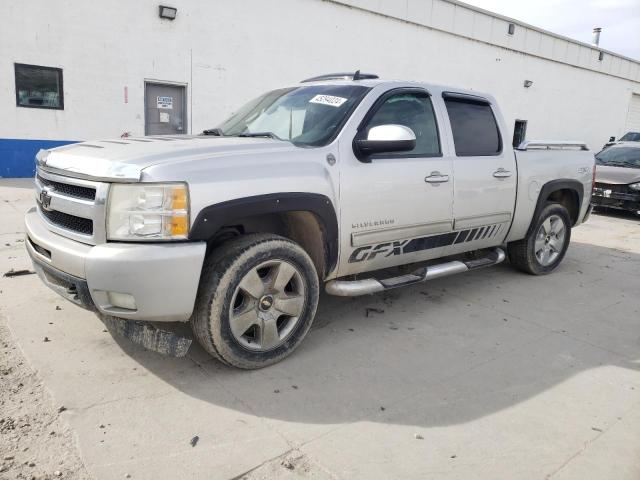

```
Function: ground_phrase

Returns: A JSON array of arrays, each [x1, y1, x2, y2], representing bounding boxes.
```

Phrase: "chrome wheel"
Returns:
[[534, 214, 566, 266], [229, 260, 306, 351]]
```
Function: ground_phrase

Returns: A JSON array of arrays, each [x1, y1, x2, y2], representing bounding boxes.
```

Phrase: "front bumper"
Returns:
[[591, 191, 640, 213], [592, 182, 640, 213], [25, 208, 207, 322]]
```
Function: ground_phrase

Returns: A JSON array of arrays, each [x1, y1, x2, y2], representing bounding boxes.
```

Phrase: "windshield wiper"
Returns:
[[236, 132, 281, 139], [202, 128, 224, 136]]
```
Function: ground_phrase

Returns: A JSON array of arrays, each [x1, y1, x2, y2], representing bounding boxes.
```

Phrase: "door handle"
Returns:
[[493, 168, 512, 178], [425, 171, 450, 184]]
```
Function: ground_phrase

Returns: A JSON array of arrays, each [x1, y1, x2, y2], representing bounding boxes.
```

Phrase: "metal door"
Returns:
[[337, 88, 455, 277], [441, 93, 517, 256], [144, 83, 186, 135]]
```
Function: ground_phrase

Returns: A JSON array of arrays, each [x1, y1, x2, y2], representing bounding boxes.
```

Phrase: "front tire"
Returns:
[[507, 203, 572, 275], [191, 234, 319, 369]]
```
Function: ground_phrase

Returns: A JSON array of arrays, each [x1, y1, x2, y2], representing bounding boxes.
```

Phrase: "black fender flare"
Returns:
[[527, 179, 584, 235], [189, 193, 339, 272]]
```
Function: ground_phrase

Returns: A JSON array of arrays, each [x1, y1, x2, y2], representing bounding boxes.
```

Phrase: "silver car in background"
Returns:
[[592, 142, 640, 215]]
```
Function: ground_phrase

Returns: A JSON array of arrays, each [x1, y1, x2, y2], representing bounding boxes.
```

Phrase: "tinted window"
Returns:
[[444, 98, 501, 156], [364, 91, 440, 157], [15, 64, 63, 109]]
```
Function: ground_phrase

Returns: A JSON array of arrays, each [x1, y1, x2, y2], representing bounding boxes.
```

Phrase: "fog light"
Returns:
[[107, 292, 137, 310]]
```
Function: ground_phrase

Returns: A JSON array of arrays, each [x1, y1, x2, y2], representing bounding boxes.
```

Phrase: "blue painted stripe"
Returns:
[[0, 138, 78, 178]]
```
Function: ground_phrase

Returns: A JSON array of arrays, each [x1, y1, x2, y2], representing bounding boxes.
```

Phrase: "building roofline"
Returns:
[[448, 0, 639, 65], [327, 0, 639, 81]]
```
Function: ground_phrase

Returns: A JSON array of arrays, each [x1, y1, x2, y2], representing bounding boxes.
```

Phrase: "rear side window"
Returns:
[[444, 97, 501, 156]]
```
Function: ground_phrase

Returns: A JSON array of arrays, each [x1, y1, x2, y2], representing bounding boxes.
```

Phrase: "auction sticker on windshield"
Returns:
[[309, 95, 348, 107]]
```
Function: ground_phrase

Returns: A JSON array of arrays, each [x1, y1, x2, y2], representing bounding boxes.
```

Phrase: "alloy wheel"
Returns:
[[229, 260, 306, 351]]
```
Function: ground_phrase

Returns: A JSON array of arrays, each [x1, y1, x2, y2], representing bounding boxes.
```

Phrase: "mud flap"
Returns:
[[100, 315, 192, 357]]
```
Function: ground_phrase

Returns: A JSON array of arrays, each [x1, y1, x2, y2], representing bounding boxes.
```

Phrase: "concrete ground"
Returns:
[[1, 178, 639, 480]]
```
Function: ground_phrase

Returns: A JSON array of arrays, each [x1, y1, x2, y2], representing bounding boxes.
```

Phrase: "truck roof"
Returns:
[[294, 74, 495, 104]]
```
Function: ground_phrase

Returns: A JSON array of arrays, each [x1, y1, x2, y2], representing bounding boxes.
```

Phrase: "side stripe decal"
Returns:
[[348, 222, 509, 263], [454, 230, 469, 244]]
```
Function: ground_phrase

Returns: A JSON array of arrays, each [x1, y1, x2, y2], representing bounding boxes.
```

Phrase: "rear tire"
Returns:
[[507, 203, 572, 275], [191, 234, 319, 369]]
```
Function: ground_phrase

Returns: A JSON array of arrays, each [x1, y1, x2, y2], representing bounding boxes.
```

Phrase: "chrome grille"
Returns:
[[593, 182, 638, 201], [594, 182, 633, 194], [35, 168, 108, 245], [40, 208, 93, 235], [37, 174, 96, 200]]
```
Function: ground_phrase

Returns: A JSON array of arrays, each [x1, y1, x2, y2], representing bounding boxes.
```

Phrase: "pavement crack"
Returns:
[[73, 391, 172, 412], [545, 400, 640, 479], [229, 448, 296, 480]]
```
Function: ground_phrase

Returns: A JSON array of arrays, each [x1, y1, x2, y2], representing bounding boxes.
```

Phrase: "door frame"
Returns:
[[143, 79, 188, 135], [335, 85, 455, 276]]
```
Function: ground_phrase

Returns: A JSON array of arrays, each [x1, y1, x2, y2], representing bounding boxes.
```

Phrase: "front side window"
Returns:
[[216, 85, 370, 147], [444, 97, 501, 156], [362, 91, 441, 157], [596, 147, 640, 169], [15, 63, 63, 109]]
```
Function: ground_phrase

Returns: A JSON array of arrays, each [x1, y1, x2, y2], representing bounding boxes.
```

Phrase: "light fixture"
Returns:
[[523, 80, 533, 88], [508, 23, 515, 35], [598, 51, 604, 61], [159, 5, 177, 20]]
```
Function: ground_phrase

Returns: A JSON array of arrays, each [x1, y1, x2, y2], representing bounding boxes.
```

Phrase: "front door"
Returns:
[[144, 83, 186, 135], [337, 88, 454, 276], [441, 93, 517, 255]]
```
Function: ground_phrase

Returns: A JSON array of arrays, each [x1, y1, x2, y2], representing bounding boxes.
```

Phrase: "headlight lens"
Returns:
[[107, 183, 189, 240], [629, 182, 640, 191]]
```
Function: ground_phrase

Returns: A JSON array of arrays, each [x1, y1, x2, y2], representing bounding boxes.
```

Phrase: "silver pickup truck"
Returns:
[[25, 72, 595, 368]]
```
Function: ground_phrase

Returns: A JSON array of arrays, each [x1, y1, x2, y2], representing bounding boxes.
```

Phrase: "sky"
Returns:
[[461, 0, 640, 60]]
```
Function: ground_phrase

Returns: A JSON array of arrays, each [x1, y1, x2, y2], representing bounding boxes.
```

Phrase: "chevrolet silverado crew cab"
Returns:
[[26, 72, 595, 369]]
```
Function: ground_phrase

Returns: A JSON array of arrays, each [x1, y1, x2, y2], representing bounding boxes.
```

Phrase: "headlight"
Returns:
[[107, 183, 189, 240], [629, 182, 640, 191]]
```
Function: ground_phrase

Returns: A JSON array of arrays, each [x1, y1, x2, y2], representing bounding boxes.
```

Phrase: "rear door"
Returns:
[[145, 82, 187, 135], [441, 93, 517, 254]]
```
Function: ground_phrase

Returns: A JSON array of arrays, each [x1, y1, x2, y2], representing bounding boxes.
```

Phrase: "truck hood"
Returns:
[[38, 136, 297, 182], [596, 165, 640, 185]]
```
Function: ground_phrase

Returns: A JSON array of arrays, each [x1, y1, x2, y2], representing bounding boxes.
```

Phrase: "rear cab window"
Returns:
[[443, 93, 502, 156]]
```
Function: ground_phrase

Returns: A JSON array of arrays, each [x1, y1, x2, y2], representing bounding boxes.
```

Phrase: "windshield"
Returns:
[[619, 132, 640, 142], [215, 85, 371, 147], [596, 147, 640, 169]]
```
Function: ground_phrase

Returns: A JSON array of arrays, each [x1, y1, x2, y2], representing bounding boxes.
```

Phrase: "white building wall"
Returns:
[[1, 0, 639, 158]]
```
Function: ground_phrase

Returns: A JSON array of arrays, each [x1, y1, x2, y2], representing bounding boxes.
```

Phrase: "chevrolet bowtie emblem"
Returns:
[[39, 188, 52, 210]]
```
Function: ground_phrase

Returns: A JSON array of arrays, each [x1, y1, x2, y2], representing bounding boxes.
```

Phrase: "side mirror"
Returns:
[[609, 136, 616, 142], [354, 124, 416, 161]]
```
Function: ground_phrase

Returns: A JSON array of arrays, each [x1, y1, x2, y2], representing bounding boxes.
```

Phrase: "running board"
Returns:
[[325, 248, 506, 297]]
